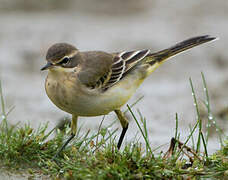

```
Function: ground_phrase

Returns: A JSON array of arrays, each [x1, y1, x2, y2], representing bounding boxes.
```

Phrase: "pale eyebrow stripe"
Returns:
[[54, 50, 78, 64]]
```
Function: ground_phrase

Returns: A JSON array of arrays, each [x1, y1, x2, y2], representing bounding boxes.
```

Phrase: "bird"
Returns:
[[41, 35, 216, 157]]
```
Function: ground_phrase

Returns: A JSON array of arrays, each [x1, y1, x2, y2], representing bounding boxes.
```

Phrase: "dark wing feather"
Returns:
[[103, 49, 150, 90], [78, 51, 113, 89]]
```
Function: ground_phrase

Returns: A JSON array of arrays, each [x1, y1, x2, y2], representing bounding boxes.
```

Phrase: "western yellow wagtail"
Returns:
[[41, 35, 216, 157]]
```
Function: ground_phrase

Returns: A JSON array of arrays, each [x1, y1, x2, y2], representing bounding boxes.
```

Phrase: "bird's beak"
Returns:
[[41, 62, 53, 71]]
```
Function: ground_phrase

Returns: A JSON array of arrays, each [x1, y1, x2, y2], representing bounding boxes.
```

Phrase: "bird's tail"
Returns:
[[145, 35, 217, 65]]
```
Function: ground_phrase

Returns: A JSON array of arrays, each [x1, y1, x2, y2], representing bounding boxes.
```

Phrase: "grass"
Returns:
[[0, 74, 228, 179]]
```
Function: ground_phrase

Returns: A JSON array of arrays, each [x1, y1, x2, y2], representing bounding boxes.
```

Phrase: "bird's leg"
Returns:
[[114, 109, 129, 149], [53, 115, 78, 159]]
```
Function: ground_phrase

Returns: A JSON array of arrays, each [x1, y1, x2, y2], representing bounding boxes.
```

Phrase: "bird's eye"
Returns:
[[61, 57, 70, 65]]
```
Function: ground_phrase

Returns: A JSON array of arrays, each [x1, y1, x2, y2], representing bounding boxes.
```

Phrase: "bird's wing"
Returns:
[[78, 50, 150, 90], [77, 51, 113, 89], [102, 49, 150, 90], [78, 35, 216, 91]]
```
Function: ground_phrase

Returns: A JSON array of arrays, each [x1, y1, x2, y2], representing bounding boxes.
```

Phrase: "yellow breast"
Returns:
[[45, 66, 148, 117]]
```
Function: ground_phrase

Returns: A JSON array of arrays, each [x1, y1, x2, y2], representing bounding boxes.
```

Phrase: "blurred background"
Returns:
[[0, 0, 227, 153]]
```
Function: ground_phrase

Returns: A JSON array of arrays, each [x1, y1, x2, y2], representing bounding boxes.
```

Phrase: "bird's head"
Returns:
[[41, 43, 82, 71]]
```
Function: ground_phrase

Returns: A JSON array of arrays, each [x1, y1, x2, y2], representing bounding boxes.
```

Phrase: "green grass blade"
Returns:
[[175, 113, 179, 140], [200, 131, 208, 158], [123, 95, 144, 114], [137, 109, 149, 155], [201, 72, 223, 147], [189, 124, 195, 150], [127, 104, 153, 158], [0, 80, 8, 134], [176, 120, 199, 158], [189, 78, 203, 154], [0, 80, 6, 115]]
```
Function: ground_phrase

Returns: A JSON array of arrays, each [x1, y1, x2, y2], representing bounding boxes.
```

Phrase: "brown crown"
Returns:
[[46, 43, 78, 63]]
